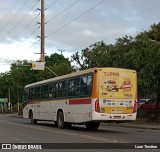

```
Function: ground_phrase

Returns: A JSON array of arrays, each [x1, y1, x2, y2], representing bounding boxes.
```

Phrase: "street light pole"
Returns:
[[58, 49, 65, 55]]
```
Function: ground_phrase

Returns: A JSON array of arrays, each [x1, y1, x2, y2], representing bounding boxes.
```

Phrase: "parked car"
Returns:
[[140, 99, 159, 110], [137, 99, 150, 109]]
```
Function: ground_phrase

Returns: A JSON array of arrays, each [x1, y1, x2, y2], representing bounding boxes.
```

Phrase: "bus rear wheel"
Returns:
[[85, 122, 100, 130], [57, 111, 66, 129], [54, 121, 58, 127]]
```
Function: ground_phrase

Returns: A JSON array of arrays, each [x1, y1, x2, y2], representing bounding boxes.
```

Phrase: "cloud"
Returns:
[[0, 0, 160, 73]]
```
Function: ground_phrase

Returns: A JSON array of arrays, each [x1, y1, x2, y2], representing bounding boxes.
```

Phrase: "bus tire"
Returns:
[[85, 122, 100, 130], [54, 121, 58, 127], [57, 111, 66, 129], [66, 122, 72, 129], [29, 111, 37, 125]]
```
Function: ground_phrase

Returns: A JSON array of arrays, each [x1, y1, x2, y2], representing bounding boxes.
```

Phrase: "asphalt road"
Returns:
[[0, 114, 160, 152]]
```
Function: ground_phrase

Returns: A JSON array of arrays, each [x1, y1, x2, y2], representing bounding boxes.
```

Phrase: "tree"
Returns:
[[71, 41, 113, 70], [71, 30, 160, 99], [146, 23, 160, 118], [39, 53, 73, 80], [146, 23, 160, 42], [0, 53, 73, 106]]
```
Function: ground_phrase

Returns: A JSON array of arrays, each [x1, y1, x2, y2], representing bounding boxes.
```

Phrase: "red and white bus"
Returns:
[[23, 67, 137, 130]]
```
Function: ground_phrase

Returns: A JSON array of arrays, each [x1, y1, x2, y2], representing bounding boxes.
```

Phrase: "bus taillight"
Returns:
[[95, 99, 100, 113], [133, 100, 137, 113]]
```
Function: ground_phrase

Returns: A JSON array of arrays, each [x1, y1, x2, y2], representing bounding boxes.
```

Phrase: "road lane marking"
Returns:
[[0, 120, 127, 143], [11, 137, 27, 143]]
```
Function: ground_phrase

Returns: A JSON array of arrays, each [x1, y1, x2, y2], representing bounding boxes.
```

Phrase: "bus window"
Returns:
[[29, 87, 34, 100], [87, 75, 93, 86], [58, 80, 68, 98], [87, 75, 93, 96], [74, 77, 80, 96], [68, 77, 80, 97], [41, 84, 49, 99], [49, 83, 57, 99], [34, 86, 41, 100], [24, 88, 29, 102], [80, 75, 93, 97], [81, 76, 87, 85], [68, 79, 74, 97]]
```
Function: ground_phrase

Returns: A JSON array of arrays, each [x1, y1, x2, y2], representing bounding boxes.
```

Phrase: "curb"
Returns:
[[8, 114, 23, 118], [101, 123, 160, 130]]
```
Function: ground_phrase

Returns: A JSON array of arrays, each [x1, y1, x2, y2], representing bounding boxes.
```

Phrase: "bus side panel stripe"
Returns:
[[69, 99, 91, 105]]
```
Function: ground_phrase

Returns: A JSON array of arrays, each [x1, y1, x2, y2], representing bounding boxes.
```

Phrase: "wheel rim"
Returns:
[[30, 114, 34, 124], [57, 112, 64, 128], [58, 115, 62, 126]]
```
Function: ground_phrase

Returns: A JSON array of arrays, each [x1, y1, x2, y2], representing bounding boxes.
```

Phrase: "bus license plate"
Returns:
[[113, 116, 121, 119], [111, 109, 123, 113]]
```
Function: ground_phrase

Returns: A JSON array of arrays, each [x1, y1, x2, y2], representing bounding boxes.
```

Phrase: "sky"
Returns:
[[0, 0, 160, 73]]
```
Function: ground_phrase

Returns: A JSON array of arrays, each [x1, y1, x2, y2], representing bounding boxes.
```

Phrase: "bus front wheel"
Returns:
[[29, 111, 37, 125], [85, 122, 100, 130], [57, 111, 66, 129]]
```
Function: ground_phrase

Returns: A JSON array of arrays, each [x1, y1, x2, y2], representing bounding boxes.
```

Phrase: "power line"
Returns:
[[0, 0, 40, 42], [0, 32, 40, 66], [1, 0, 106, 70], [0, 1, 40, 67], [46, 0, 79, 24], [0, 0, 19, 25], [0, 0, 29, 34], [0, 58, 17, 64], [11, 7, 40, 41], [8, 39, 40, 63], [0, 0, 40, 62], [46, 0, 106, 38], [0, 39, 40, 65], [14, 27, 40, 49], [45, 0, 59, 10], [24, 39, 40, 52]]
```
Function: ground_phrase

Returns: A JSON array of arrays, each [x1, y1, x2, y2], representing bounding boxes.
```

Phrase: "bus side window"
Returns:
[[49, 83, 57, 99], [80, 75, 93, 97], [87, 75, 93, 96], [68, 77, 80, 97], [34, 86, 41, 100], [29, 87, 34, 100], [80, 76, 88, 96], [58, 80, 68, 98], [24, 88, 29, 102], [41, 84, 49, 99], [75, 77, 80, 96], [68, 79, 75, 97]]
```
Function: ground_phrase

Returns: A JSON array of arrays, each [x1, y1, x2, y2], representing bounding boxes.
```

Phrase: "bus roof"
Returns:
[[25, 67, 96, 88], [24, 67, 136, 88]]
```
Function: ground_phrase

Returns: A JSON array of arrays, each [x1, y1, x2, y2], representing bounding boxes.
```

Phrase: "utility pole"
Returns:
[[40, 0, 45, 62]]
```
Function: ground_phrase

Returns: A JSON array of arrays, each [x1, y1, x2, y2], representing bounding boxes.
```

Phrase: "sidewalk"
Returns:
[[7, 113, 23, 118], [103, 120, 160, 130]]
